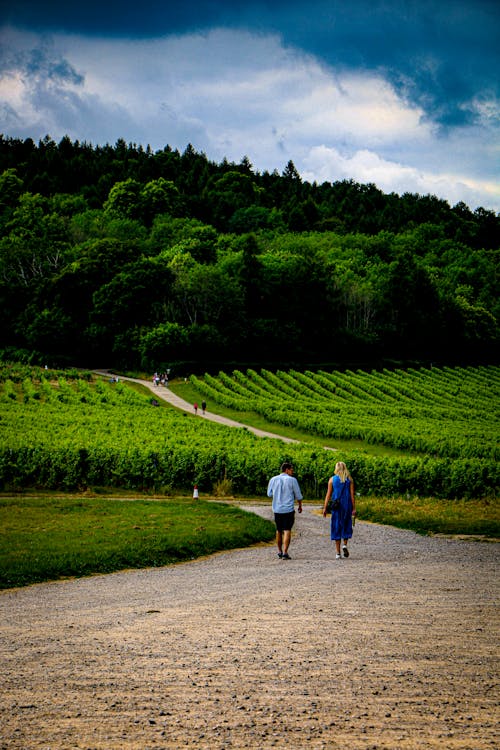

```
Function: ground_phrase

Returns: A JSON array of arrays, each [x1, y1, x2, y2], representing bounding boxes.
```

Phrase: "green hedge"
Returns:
[[1, 444, 497, 500]]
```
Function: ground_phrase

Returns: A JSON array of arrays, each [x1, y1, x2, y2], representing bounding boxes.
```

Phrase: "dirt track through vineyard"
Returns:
[[1, 503, 498, 750], [93, 371, 301, 441]]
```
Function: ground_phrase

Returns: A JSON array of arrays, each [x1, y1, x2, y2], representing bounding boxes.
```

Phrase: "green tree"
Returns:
[[91, 257, 174, 333], [0, 193, 70, 286], [172, 261, 244, 337], [203, 171, 263, 230], [376, 249, 441, 355], [49, 193, 88, 217], [140, 178, 184, 225], [455, 296, 498, 343], [20, 238, 144, 360], [22, 306, 75, 357], [0, 168, 23, 223], [151, 217, 218, 263], [139, 322, 190, 370], [282, 160, 301, 181], [228, 205, 284, 233], [103, 178, 142, 220]]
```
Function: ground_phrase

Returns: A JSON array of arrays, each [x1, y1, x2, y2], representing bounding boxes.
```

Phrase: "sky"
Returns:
[[0, 0, 499, 212]]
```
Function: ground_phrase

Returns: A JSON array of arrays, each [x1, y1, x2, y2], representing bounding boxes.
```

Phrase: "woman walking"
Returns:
[[323, 461, 356, 559]]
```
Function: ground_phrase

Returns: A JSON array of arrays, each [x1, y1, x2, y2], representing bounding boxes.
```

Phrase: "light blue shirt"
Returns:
[[267, 472, 303, 513]]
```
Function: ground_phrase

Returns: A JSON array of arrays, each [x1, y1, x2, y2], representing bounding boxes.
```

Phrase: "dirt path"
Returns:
[[1, 504, 498, 750], [93, 370, 300, 442]]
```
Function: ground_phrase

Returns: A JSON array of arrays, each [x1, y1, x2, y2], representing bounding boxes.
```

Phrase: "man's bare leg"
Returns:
[[283, 530, 292, 555], [276, 530, 283, 554]]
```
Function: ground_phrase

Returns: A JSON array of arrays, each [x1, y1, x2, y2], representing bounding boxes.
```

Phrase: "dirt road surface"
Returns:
[[1, 503, 498, 750]]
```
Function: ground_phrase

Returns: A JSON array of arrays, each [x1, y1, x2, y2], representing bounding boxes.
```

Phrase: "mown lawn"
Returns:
[[0, 493, 275, 589]]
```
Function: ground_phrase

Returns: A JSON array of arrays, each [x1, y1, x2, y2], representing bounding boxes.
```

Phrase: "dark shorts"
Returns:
[[274, 511, 295, 532]]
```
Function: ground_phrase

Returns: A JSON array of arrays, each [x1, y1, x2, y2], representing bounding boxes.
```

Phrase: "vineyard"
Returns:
[[0, 363, 498, 500], [189, 366, 499, 461]]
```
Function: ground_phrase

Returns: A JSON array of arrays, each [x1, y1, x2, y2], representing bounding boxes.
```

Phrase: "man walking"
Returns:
[[267, 462, 303, 560]]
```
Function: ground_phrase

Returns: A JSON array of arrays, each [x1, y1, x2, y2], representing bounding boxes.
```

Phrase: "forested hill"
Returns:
[[0, 134, 498, 371], [1, 135, 499, 242]]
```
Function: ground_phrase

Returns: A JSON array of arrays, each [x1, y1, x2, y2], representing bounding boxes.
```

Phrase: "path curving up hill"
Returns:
[[94, 370, 300, 443]]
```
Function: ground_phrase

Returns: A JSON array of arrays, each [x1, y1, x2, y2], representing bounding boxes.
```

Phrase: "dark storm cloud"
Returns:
[[0, 0, 228, 36], [0, 0, 498, 209], [2, 0, 498, 130], [279, 1, 499, 131], [24, 47, 84, 85], [0, 37, 84, 91]]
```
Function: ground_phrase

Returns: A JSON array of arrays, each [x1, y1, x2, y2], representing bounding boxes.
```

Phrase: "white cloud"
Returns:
[[0, 25, 498, 211], [301, 145, 500, 210], [282, 72, 428, 146]]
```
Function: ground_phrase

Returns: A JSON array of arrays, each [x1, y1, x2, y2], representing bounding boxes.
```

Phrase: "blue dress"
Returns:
[[330, 476, 353, 541]]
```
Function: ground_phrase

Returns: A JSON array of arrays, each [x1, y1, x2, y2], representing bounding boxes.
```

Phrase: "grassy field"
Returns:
[[0, 493, 275, 590], [354, 495, 498, 538]]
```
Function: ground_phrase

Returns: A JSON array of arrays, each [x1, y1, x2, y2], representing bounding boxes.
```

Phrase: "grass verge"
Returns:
[[356, 495, 499, 538], [0, 494, 275, 590]]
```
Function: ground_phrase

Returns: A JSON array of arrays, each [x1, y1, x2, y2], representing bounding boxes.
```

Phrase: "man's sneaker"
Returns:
[[342, 546, 349, 558], [335, 553, 341, 559], [277, 552, 283, 559], [282, 553, 291, 560]]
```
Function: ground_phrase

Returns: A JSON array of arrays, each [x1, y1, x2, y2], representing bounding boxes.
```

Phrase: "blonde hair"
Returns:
[[334, 461, 352, 483]]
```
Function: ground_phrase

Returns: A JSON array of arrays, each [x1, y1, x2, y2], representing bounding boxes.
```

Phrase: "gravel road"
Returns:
[[1, 503, 498, 750]]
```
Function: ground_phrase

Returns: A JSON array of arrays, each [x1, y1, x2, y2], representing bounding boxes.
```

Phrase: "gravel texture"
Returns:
[[1, 503, 498, 750]]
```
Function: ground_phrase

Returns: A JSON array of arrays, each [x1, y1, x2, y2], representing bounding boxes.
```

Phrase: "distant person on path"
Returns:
[[201, 400, 207, 415], [267, 462, 303, 560], [322, 461, 356, 559], [193, 402, 198, 414]]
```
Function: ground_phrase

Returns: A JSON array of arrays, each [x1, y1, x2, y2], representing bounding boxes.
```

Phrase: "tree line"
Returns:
[[0, 134, 498, 371]]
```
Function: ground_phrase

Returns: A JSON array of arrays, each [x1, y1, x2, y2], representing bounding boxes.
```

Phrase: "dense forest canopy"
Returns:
[[0, 134, 498, 371]]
